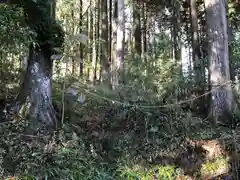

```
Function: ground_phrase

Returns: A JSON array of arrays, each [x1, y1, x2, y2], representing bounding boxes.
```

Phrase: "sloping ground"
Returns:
[[52, 84, 238, 179], [0, 83, 239, 179], [73, 119, 234, 179], [0, 106, 236, 180]]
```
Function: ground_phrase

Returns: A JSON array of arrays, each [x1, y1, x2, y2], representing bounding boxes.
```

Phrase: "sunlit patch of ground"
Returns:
[[201, 156, 229, 179], [117, 155, 230, 179]]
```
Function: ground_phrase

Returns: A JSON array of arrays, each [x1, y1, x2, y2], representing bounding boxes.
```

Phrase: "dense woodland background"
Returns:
[[0, 0, 240, 179]]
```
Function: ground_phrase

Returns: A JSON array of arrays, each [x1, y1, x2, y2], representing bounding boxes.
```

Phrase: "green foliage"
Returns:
[[231, 33, 240, 73], [118, 164, 178, 180], [0, 4, 34, 50], [0, 4, 32, 94], [6, 0, 65, 50]]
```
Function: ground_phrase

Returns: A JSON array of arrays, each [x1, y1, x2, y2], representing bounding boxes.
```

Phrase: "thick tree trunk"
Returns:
[[17, 44, 57, 132], [0, 0, 63, 135], [204, 0, 233, 124]]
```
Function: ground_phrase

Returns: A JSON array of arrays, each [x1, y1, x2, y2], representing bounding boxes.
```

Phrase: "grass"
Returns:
[[118, 164, 177, 180], [117, 156, 230, 179]]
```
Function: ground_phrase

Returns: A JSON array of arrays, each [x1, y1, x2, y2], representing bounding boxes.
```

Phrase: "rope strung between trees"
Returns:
[[78, 80, 233, 109]]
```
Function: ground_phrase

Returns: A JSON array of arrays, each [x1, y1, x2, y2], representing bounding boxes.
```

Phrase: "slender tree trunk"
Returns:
[[88, 0, 93, 81], [199, 1, 208, 96], [172, 4, 180, 61], [79, 0, 84, 76], [190, 0, 205, 112], [190, 0, 202, 84], [100, 0, 111, 86], [95, 0, 100, 82], [111, 0, 118, 87], [108, 0, 112, 82], [204, 0, 233, 123], [172, 1, 181, 75], [71, 3, 76, 74], [112, 0, 125, 88], [226, 2, 235, 81], [142, 3, 147, 59], [92, 0, 97, 82], [133, 1, 141, 56]]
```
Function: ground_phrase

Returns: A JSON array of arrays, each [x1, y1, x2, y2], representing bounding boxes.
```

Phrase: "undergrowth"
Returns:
[[0, 78, 238, 179]]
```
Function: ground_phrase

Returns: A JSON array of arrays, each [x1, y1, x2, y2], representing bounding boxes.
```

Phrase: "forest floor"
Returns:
[[0, 80, 239, 179]]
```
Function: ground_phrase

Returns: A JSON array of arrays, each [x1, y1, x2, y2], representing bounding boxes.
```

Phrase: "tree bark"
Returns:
[[204, 0, 233, 124], [112, 0, 125, 88], [190, 0, 202, 83], [95, 0, 100, 82], [133, 1, 141, 56], [79, 0, 84, 76], [100, 0, 111, 86], [71, 2, 76, 75], [172, 1, 181, 62], [108, 0, 113, 83], [17, 44, 57, 132], [87, 0, 93, 81], [1, 0, 64, 133], [190, 0, 206, 113], [142, 3, 147, 59]]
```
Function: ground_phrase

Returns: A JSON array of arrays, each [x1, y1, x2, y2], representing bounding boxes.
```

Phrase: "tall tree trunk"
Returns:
[[95, 0, 100, 82], [204, 0, 233, 123], [111, 0, 118, 87], [172, 6, 179, 61], [108, 0, 112, 82], [79, 0, 84, 76], [172, 1, 181, 73], [100, 0, 111, 86], [142, 3, 147, 60], [133, 1, 141, 56], [190, 0, 202, 83], [71, 2, 76, 74], [92, 0, 97, 82], [190, 0, 205, 112], [112, 0, 125, 88], [199, 1, 208, 96], [226, 2, 235, 81], [88, 0, 93, 81]]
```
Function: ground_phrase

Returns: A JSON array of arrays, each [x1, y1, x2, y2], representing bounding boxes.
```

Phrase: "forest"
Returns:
[[0, 0, 239, 179]]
